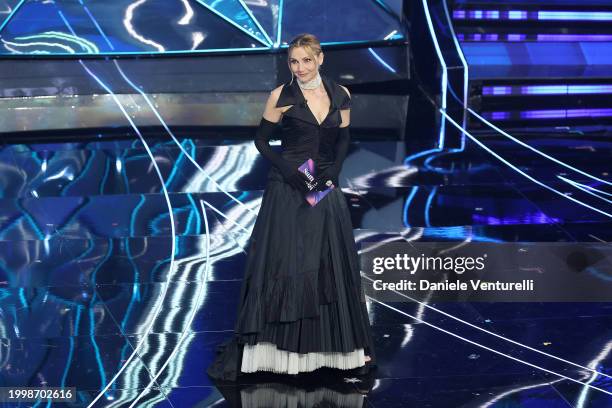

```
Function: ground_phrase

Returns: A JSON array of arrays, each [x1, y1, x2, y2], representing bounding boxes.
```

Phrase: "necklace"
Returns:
[[297, 72, 322, 90]]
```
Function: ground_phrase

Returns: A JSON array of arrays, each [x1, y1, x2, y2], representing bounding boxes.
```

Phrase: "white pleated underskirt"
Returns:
[[241, 383, 365, 408], [241, 342, 365, 375]]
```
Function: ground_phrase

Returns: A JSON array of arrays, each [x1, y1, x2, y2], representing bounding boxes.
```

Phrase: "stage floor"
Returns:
[[0, 112, 611, 407]]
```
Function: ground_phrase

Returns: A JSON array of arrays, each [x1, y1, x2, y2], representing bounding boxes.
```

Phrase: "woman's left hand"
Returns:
[[314, 166, 339, 190]]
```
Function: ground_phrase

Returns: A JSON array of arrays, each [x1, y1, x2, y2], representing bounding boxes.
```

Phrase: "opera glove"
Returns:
[[314, 165, 339, 191], [278, 162, 312, 193]]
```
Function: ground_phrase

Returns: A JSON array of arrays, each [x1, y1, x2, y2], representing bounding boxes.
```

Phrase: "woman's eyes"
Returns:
[[291, 59, 312, 63]]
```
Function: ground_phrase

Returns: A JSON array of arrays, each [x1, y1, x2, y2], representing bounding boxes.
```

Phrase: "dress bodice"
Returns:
[[274, 75, 351, 169]]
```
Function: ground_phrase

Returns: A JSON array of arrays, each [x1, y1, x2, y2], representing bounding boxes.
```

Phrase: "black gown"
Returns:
[[207, 75, 376, 381]]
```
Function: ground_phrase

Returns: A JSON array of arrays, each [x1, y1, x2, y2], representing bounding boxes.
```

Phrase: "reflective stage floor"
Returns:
[[0, 118, 611, 407]]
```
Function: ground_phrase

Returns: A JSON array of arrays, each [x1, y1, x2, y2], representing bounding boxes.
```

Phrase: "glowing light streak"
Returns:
[[178, 0, 195, 25], [422, 0, 447, 148], [201, 199, 251, 234], [577, 341, 612, 408], [479, 379, 564, 407], [80, 61, 177, 407], [468, 108, 612, 187], [112, 60, 256, 215], [366, 294, 612, 395], [124, 0, 166, 52], [191, 31, 205, 49], [128, 199, 212, 408], [367, 48, 396, 73], [1, 38, 76, 53], [0, 0, 26, 34], [81, 4, 114, 50], [558, 175, 612, 204], [384, 30, 398, 40], [443, 110, 611, 218], [442, 0, 468, 150]]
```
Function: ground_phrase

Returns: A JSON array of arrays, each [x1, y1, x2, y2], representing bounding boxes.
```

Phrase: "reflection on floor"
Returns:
[[0, 117, 611, 407]]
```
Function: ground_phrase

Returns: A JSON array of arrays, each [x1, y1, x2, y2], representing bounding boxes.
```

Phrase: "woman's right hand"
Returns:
[[278, 163, 312, 193]]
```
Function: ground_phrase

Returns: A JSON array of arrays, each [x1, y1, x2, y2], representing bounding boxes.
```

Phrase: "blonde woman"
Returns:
[[208, 33, 375, 381]]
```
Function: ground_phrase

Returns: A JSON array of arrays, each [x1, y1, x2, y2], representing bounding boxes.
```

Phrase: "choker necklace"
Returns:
[[297, 72, 322, 90]]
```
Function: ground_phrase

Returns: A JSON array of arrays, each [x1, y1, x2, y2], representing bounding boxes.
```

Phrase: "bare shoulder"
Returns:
[[270, 84, 285, 99], [339, 84, 351, 98], [264, 84, 285, 108]]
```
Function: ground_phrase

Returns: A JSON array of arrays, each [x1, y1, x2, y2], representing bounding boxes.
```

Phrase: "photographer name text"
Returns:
[[372, 279, 534, 292]]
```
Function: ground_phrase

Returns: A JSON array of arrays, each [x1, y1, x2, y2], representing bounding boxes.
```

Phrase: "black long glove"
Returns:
[[254, 117, 311, 193], [315, 125, 350, 190]]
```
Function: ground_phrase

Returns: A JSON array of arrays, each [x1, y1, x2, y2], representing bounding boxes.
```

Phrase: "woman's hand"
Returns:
[[314, 165, 339, 190], [278, 163, 312, 193]]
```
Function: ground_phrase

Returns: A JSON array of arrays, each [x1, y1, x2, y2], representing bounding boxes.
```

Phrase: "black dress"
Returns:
[[207, 75, 376, 381]]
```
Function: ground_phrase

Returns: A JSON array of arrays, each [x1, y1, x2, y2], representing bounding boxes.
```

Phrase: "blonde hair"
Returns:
[[287, 33, 322, 85]]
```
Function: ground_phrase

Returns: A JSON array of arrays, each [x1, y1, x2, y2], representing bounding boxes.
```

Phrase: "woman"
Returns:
[[207, 33, 375, 381]]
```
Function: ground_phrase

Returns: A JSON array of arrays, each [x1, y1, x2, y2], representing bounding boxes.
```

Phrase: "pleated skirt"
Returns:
[[207, 169, 375, 381]]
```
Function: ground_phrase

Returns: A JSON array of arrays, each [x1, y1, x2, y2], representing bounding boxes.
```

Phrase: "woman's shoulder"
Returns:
[[272, 82, 297, 109], [326, 78, 351, 110], [270, 83, 285, 98]]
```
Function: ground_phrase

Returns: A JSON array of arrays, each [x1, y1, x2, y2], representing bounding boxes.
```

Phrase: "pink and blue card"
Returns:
[[298, 158, 335, 207]]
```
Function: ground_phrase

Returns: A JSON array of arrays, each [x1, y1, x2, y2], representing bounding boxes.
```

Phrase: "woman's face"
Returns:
[[288, 46, 323, 82]]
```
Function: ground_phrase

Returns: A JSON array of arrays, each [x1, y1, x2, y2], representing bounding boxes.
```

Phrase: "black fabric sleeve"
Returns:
[[253, 117, 311, 193], [315, 125, 351, 189], [333, 125, 350, 169], [253, 117, 292, 176]]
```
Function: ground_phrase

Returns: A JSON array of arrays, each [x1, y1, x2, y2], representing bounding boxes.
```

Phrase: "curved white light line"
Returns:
[[124, 0, 165, 52], [441, 0, 468, 150], [128, 200, 212, 407], [12, 33, 93, 53], [361, 267, 612, 379], [558, 175, 612, 203], [422, 0, 447, 148], [19, 30, 99, 53], [104, 59, 258, 403], [366, 296, 612, 396], [178, 0, 194, 25], [443, 110, 612, 218], [468, 109, 612, 187], [479, 379, 564, 408], [80, 60, 176, 408], [431, 0, 611, 186], [441, 0, 468, 111], [112, 60, 256, 216], [1, 39, 76, 53]]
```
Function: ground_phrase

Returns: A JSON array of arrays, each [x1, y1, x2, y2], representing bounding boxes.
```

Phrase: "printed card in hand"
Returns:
[[298, 158, 335, 207]]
